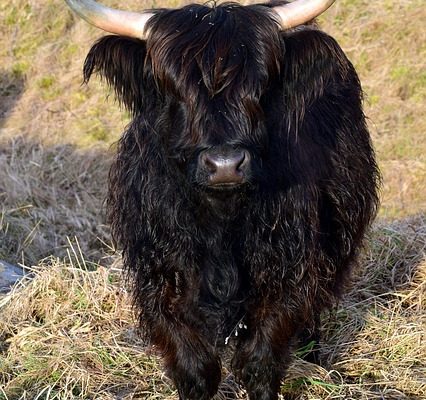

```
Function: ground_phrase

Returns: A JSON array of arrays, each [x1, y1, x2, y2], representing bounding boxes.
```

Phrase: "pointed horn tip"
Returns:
[[272, 0, 336, 30], [64, 0, 154, 40]]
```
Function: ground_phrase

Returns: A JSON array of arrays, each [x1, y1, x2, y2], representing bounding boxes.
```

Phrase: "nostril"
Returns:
[[236, 150, 249, 172], [203, 154, 218, 173]]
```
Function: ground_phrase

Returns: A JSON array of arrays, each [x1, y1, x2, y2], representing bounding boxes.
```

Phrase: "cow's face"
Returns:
[[143, 5, 282, 194], [82, 2, 337, 202]]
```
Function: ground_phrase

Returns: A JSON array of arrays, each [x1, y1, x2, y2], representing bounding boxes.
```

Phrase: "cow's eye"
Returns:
[[171, 152, 188, 169], [179, 155, 187, 165]]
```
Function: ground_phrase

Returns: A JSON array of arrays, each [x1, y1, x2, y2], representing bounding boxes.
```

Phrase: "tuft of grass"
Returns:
[[37, 75, 55, 90]]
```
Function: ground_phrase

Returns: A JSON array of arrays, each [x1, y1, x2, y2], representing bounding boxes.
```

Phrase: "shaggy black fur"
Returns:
[[83, 2, 379, 399]]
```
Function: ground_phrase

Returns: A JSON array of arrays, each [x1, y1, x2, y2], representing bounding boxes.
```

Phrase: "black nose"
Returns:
[[200, 148, 250, 186]]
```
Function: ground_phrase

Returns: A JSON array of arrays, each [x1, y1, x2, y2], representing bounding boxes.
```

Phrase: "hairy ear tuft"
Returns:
[[84, 36, 147, 115], [281, 28, 355, 119]]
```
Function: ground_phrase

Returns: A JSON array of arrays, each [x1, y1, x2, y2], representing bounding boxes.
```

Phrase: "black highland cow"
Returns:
[[65, 1, 380, 399]]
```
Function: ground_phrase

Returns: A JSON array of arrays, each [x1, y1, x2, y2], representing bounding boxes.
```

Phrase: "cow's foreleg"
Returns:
[[297, 313, 321, 365], [231, 306, 297, 400], [148, 316, 221, 400]]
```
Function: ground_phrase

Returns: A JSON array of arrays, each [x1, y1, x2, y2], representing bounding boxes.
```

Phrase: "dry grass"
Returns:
[[320, 0, 426, 218], [0, 250, 176, 399], [0, 0, 425, 399], [0, 137, 111, 265]]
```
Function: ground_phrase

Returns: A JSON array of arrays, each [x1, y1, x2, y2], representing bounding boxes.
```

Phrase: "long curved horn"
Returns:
[[272, 0, 336, 30], [64, 0, 154, 39]]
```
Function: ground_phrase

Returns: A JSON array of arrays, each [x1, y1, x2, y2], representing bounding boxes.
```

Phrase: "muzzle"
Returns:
[[197, 147, 251, 189]]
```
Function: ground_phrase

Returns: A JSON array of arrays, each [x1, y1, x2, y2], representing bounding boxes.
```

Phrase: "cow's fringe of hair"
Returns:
[[84, 35, 148, 115]]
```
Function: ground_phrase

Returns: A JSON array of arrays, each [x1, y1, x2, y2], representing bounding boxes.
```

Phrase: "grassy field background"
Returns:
[[0, 0, 425, 398]]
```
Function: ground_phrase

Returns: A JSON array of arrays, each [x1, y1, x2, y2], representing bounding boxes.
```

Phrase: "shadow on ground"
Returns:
[[0, 70, 112, 266], [0, 136, 113, 266], [0, 69, 25, 123]]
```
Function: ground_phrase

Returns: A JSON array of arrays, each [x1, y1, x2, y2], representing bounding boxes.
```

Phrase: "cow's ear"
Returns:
[[84, 35, 147, 115], [281, 28, 356, 113]]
